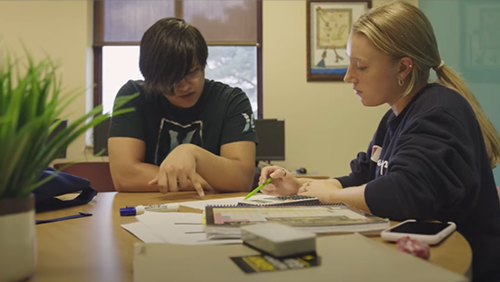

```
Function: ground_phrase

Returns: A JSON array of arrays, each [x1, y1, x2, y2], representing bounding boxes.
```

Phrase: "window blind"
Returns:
[[93, 0, 258, 46]]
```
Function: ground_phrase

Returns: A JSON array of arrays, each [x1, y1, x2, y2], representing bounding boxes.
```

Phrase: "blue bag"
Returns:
[[33, 168, 97, 213]]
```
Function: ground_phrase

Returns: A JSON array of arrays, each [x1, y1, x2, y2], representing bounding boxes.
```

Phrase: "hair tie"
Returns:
[[434, 60, 445, 71]]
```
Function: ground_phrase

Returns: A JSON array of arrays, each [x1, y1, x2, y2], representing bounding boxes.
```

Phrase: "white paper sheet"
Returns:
[[122, 194, 274, 245], [121, 211, 242, 246], [121, 222, 164, 244]]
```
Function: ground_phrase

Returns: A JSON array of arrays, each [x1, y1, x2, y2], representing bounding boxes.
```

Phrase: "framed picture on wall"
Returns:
[[306, 0, 372, 82], [459, 1, 500, 83]]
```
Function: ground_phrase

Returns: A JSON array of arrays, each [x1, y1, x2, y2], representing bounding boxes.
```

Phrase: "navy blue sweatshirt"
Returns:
[[337, 83, 500, 282]]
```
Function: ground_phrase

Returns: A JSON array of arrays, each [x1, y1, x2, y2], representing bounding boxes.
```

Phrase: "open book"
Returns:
[[204, 203, 390, 239]]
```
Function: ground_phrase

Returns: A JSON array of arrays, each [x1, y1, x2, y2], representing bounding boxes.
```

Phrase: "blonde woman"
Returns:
[[259, 2, 500, 281]]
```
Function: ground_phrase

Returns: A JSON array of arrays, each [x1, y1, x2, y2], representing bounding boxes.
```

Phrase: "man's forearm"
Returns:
[[112, 162, 160, 192], [113, 162, 211, 192], [190, 145, 254, 192]]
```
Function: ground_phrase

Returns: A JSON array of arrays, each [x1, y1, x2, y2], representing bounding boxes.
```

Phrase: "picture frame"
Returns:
[[306, 0, 372, 82], [459, 1, 500, 83]]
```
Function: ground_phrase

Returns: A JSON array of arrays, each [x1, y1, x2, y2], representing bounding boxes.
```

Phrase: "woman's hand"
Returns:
[[297, 179, 343, 203], [258, 166, 301, 195]]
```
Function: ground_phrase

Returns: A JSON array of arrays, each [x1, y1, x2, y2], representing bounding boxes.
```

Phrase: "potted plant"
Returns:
[[0, 50, 135, 281]]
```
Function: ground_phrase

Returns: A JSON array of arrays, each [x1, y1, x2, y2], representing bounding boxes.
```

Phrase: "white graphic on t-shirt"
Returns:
[[242, 113, 255, 133], [154, 119, 203, 165]]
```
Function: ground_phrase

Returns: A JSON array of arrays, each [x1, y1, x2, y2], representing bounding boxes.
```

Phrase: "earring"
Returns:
[[398, 79, 404, 87]]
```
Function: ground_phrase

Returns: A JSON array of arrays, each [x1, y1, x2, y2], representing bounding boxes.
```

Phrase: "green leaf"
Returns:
[[0, 48, 137, 198]]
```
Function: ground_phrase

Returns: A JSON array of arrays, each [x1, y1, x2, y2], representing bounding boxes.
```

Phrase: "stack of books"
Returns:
[[204, 201, 390, 239]]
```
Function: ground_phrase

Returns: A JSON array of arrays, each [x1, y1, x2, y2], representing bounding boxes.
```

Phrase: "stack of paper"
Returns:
[[122, 194, 313, 245]]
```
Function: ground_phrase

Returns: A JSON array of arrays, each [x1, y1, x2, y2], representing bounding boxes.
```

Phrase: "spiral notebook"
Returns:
[[238, 195, 320, 206], [204, 203, 390, 239]]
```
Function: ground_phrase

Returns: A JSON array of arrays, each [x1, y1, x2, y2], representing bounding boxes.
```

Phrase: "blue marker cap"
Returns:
[[120, 207, 137, 216]]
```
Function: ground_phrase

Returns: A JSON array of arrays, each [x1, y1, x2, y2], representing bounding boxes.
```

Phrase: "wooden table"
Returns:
[[32, 192, 472, 282]]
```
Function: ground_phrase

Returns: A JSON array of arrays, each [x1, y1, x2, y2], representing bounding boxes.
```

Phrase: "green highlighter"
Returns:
[[244, 177, 273, 200]]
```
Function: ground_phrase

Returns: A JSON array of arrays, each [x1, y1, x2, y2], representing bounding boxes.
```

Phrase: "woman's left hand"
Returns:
[[297, 179, 343, 203]]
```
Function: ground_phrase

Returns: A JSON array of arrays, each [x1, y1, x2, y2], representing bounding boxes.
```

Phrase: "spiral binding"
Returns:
[[206, 202, 347, 208], [275, 195, 317, 200], [235, 195, 322, 207]]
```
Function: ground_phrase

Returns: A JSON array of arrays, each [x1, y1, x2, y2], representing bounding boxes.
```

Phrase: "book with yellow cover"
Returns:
[[204, 203, 390, 239]]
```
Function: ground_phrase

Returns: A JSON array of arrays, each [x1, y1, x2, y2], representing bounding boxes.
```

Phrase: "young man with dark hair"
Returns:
[[108, 18, 257, 196]]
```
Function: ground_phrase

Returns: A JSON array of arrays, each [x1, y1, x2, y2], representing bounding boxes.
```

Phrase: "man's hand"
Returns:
[[148, 144, 205, 197], [178, 173, 213, 192]]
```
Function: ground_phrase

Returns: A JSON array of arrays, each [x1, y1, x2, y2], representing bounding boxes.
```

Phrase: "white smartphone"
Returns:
[[381, 219, 456, 245]]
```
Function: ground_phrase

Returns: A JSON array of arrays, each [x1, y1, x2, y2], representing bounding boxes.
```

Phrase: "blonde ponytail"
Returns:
[[435, 65, 500, 168]]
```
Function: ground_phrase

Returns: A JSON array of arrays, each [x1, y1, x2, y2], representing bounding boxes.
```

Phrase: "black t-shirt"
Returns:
[[108, 79, 257, 166], [336, 83, 500, 282]]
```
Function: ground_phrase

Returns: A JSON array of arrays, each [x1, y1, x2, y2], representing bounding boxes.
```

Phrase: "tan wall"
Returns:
[[0, 0, 93, 162], [0, 0, 416, 176]]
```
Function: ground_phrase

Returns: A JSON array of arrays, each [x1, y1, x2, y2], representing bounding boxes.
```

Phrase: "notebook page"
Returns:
[[177, 194, 269, 210]]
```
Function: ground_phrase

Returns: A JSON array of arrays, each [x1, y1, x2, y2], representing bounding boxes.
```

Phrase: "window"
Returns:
[[101, 46, 258, 117], [93, 0, 263, 144]]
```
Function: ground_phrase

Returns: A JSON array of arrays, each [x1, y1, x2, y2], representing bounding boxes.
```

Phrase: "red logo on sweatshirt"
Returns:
[[371, 145, 382, 163]]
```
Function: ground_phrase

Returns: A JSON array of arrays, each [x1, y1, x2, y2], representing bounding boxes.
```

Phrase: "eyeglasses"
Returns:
[[171, 67, 203, 89]]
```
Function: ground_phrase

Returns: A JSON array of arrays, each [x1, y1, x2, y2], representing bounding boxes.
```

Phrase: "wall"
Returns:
[[0, 0, 93, 162], [420, 0, 500, 184], [262, 0, 416, 177]]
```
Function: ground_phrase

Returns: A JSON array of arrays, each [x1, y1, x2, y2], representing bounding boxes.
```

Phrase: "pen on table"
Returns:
[[35, 212, 92, 225], [244, 177, 273, 200], [120, 203, 180, 216]]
